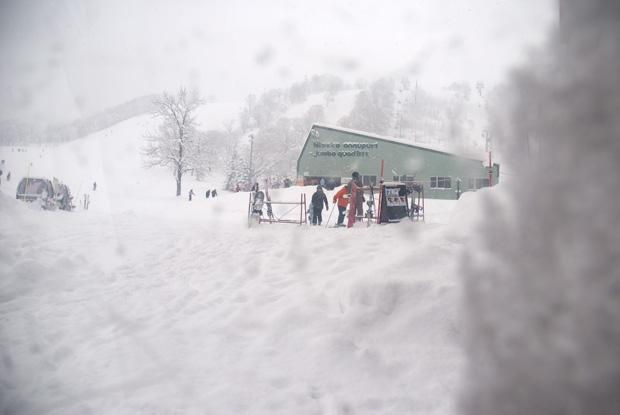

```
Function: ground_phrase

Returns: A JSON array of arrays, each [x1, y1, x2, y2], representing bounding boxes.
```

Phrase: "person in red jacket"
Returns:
[[332, 185, 349, 227]]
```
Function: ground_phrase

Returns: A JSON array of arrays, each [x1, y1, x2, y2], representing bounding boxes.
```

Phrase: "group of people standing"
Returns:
[[311, 171, 364, 227], [188, 188, 218, 201], [187, 173, 363, 225]]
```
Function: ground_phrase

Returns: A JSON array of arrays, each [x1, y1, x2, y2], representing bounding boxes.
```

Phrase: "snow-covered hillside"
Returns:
[[191, 89, 363, 131], [0, 106, 481, 414]]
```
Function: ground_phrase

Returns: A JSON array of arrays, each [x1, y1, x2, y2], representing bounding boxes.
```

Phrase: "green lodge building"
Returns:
[[296, 124, 499, 199]]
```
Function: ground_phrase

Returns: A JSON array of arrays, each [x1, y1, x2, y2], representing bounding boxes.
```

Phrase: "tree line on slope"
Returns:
[[141, 77, 481, 196], [140, 85, 330, 196], [0, 72, 483, 196]]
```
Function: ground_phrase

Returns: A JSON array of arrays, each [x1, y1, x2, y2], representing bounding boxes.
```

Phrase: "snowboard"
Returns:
[[249, 190, 265, 227], [307, 201, 314, 224]]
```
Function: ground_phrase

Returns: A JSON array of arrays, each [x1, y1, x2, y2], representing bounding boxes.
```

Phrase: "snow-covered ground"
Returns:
[[3, 2, 619, 412], [0, 113, 486, 414]]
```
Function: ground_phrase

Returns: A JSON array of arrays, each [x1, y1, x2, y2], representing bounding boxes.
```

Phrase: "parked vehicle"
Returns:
[[54, 183, 74, 211], [16, 177, 57, 210]]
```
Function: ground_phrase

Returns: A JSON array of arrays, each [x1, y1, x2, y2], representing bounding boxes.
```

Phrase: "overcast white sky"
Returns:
[[0, 0, 557, 125]]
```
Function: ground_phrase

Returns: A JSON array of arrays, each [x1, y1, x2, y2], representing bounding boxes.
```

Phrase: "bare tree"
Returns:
[[141, 87, 205, 196]]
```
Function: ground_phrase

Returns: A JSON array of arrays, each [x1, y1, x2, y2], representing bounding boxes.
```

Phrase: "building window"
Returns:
[[467, 177, 490, 190], [430, 176, 452, 189], [362, 175, 377, 186], [401, 175, 415, 184], [392, 174, 415, 184]]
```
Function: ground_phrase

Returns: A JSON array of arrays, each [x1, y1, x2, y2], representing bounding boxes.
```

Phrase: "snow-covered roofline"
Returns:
[[310, 123, 487, 162]]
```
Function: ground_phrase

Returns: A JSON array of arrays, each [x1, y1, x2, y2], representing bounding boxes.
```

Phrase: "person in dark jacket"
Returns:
[[310, 185, 329, 226], [346, 172, 365, 219]]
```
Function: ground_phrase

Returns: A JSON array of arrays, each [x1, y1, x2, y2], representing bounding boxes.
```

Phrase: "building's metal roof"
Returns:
[[310, 123, 487, 162]]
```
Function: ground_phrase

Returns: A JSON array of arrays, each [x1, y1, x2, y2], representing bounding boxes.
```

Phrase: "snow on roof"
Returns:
[[311, 123, 487, 162]]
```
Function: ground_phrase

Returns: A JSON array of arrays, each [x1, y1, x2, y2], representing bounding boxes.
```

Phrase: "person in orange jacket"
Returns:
[[332, 185, 349, 227]]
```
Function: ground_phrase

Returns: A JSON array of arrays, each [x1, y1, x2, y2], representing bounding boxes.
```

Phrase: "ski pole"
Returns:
[[324, 204, 335, 228], [74, 181, 83, 209], [23, 163, 31, 202]]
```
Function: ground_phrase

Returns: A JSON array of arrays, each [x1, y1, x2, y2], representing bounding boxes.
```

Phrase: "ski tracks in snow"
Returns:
[[1, 192, 465, 414]]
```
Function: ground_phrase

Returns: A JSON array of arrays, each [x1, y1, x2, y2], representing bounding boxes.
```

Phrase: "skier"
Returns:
[[211, 189, 217, 197], [93, 181, 97, 191], [188, 189, 195, 201], [310, 185, 329, 226], [205, 189, 211, 198], [332, 185, 349, 227]]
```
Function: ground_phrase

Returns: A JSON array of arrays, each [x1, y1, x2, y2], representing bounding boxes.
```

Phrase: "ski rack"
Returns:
[[348, 185, 378, 227], [248, 192, 307, 226]]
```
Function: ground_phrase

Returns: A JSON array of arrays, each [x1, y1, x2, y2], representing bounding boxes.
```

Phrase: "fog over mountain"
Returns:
[[0, 0, 556, 125]]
